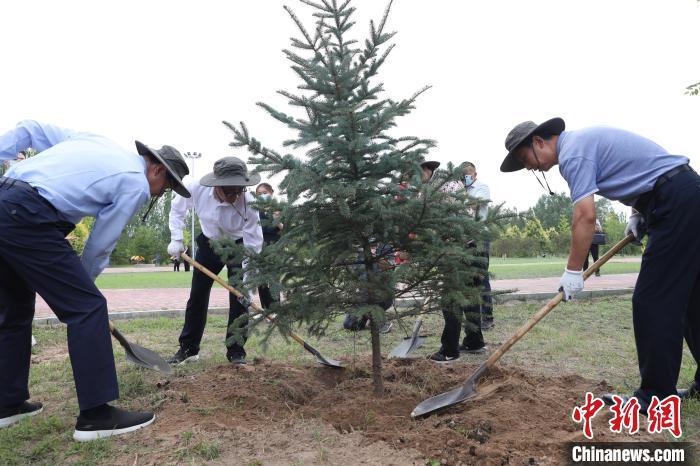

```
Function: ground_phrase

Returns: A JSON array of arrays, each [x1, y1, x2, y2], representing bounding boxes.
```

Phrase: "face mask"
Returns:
[[464, 175, 475, 187], [258, 193, 271, 201]]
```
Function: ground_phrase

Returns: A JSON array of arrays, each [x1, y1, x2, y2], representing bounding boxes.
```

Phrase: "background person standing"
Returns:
[[463, 161, 494, 330]]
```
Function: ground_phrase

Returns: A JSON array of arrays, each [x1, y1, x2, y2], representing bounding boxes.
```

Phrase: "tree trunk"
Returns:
[[369, 318, 384, 397]]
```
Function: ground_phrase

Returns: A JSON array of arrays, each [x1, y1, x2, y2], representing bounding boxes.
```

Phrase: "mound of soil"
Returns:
[[136, 357, 657, 465]]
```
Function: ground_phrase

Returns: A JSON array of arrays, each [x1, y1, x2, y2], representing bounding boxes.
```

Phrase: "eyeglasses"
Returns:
[[221, 186, 246, 197]]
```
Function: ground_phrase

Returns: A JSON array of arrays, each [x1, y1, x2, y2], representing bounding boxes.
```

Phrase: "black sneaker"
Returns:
[[481, 318, 495, 330], [73, 405, 154, 442], [227, 353, 247, 365], [0, 401, 43, 428], [167, 347, 199, 365], [459, 344, 487, 354], [429, 351, 459, 364], [677, 382, 700, 400]]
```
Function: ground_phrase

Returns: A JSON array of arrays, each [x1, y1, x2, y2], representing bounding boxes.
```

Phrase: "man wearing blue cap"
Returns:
[[501, 118, 699, 412], [0, 120, 190, 441]]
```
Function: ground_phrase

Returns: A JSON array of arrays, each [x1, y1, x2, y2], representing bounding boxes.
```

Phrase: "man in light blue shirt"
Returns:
[[501, 117, 699, 413], [0, 120, 191, 441]]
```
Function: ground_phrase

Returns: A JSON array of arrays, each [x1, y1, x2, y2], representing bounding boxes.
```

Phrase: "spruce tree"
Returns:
[[218, 0, 498, 396]]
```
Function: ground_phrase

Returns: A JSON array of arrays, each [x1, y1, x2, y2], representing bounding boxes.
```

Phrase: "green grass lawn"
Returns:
[[4, 295, 697, 464], [95, 257, 642, 289], [95, 270, 225, 289], [490, 257, 641, 279]]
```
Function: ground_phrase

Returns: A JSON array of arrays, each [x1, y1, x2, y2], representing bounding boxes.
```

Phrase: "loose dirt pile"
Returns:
[[128, 357, 658, 465]]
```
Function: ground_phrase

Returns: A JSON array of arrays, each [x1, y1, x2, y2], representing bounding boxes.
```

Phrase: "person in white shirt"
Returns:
[[463, 162, 494, 330], [430, 161, 493, 362], [167, 157, 263, 365]]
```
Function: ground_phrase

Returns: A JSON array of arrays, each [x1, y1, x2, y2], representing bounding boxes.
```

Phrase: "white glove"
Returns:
[[167, 239, 185, 257], [559, 268, 584, 301], [624, 212, 647, 245]]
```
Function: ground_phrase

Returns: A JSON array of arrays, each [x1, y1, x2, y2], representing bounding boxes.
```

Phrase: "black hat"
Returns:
[[200, 156, 261, 187], [420, 160, 440, 172], [135, 141, 191, 197], [501, 117, 565, 172]]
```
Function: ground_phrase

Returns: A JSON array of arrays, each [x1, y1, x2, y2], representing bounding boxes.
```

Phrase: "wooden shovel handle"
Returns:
[[180, 253, 264, 314], [480, 233, 635, 373]]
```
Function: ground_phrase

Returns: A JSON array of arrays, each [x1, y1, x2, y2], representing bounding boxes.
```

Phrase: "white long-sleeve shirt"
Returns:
[[169, 175, 263, 254]]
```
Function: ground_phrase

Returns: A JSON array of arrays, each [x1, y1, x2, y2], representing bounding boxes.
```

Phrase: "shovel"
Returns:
[[109, 321, 172, 375], [411, 233, 635, 417], [389, 318, 426, 358], [180, 253, 343, 369]]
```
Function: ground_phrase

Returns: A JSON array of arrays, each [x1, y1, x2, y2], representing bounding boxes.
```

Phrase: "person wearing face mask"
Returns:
[[255, 183, 283, 309], [501, 117, 700, 413], [0, 120, 190, 440], [430, 161, 491, 363], [167, 157, 263, 365], [462, 162, 494, 330]]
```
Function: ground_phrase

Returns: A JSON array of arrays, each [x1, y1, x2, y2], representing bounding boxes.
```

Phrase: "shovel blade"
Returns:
[[315, 354, 344, 368], [389, 318, 425, 359], [303, 341, 343, 368], [411, 377, 477, 418], [389, 336, 426, 359], [122, 339, 172, 375]]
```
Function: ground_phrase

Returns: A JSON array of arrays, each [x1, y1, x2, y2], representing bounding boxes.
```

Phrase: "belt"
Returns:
[[633, 164, 694, 215], [655, 164, 693, 189], [0, 176, 38, 193]]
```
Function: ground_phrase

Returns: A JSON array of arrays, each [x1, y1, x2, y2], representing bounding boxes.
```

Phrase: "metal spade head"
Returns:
[[411, 376, 477, 417], [110, 324, 172, 375], [124, 340, 173, 375], [303, 341, 343, 368], [389, 318, 425, 359]]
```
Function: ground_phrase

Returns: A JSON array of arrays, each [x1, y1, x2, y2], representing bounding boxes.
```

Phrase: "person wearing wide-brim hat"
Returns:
[[0, 120, 190, 441], [501, 117, 700, 412], [167, 156, 263, 366]]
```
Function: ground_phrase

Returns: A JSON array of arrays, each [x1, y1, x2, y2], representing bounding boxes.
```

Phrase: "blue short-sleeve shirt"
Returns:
[[557, 127, 688, 205]]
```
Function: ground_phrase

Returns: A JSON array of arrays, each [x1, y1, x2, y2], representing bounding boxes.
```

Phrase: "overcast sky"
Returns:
[[2, 0, 699, 213]]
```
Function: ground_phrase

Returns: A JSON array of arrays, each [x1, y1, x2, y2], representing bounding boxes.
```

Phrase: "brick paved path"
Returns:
[[32, 273, 638, 320]]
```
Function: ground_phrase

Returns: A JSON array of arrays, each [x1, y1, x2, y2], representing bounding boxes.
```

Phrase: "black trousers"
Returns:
[[478, 244, 493, 320], [178, 233, 248, 357], [440, 256, 487, 356], [258, 285, 275, 309], [583, 244, 599, 271], [632, 169, 700, 402], [0, 181, 118, 410]]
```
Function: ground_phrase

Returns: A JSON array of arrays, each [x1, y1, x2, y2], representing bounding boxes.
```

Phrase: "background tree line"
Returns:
[[491, 192, 641, 258]]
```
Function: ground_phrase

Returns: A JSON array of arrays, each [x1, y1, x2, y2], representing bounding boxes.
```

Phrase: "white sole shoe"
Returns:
[[73, 414, 155, 442], [0, 406, 43, 428], [170, 354, 199, 365]]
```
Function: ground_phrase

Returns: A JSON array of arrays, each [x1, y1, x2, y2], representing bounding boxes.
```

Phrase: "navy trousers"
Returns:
[[178, 233, 248, 357], [633, 169, 700, 402], [0, 181, 118, 410]]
